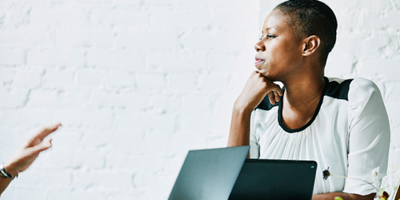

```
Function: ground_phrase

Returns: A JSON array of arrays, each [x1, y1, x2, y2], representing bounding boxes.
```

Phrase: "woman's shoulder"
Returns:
[[325, 77, 380, 101], [326, 77, 378, 88]]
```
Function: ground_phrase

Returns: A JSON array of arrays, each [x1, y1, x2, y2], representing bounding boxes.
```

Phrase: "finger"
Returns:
[[274, 91, 280, 102], [33, 123, 62, 141], [268, 84, 282, 97], [268, 92, 276, 105], [31, 139, 53, 154], [271, 83, 283, 96], [278, 88, 283, 96]]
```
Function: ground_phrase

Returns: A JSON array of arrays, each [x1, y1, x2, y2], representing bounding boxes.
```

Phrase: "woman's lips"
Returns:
[[255, 56, 264, 66]]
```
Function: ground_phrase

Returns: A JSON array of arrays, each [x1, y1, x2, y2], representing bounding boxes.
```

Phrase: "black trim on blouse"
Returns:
[[256, 77, 354, 133]]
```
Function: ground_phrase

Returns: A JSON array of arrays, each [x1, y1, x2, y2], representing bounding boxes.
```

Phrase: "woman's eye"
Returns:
[[259, 35, 275, 41]]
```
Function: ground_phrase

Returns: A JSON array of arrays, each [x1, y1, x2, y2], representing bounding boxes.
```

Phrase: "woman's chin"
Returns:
[[257, 70, 269, 77], [258, 71, 279, 81]]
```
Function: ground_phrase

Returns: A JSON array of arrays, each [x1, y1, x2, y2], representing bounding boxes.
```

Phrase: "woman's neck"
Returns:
[[280, 74, 326, 130]]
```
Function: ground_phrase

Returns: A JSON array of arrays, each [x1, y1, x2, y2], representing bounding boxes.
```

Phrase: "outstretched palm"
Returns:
[[4, 123, 61, 176]]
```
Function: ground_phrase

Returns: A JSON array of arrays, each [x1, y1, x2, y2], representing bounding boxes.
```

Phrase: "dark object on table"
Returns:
[[229, 159, 317, 200]]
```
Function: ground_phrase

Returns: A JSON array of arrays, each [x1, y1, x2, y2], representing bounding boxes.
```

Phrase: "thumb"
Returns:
[[32, 139, 53, 153]]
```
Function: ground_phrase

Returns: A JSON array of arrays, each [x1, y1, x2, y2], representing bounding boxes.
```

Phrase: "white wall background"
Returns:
[[0, 0, 398, 199]]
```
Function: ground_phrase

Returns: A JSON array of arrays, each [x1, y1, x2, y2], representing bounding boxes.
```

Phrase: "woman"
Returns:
[[227, 0, 390, 199]]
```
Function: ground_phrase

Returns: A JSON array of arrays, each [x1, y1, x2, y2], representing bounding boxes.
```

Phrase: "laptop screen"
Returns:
[[168, 146, 250, 200]]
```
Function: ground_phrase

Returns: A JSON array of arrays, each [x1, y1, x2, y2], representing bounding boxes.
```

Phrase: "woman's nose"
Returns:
[[254, 40, 265, 52]]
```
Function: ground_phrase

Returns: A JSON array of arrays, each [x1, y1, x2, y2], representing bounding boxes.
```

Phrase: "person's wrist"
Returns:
[[0, 163, 14, 179], [3, 162, 18, 178], [233, 100, 254, 115]]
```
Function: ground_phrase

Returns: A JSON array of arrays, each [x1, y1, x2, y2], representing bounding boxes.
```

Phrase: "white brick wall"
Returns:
[[0, 0, 398, 199]]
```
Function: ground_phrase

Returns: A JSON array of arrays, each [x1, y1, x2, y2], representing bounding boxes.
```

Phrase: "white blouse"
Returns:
[[249, 77, 390, 195]]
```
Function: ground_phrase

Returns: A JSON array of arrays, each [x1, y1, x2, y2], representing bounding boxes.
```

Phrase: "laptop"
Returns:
[[229, 159, 317, 200], [168, 146, 250, 200]]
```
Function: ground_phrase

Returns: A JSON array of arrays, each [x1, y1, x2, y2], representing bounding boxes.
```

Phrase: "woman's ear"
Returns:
[[302, 35, 321, 57]]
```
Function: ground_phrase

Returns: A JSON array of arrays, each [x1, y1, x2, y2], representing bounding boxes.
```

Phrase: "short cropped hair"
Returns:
[[275, 0, 338, 65]]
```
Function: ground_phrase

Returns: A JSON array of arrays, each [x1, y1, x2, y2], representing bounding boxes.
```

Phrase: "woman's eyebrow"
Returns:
[[266, 27, 278, 32], [261, 27, 278, 35]]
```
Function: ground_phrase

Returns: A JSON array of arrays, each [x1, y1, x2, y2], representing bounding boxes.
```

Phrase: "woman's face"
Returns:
[[254, 9, 304, 81]]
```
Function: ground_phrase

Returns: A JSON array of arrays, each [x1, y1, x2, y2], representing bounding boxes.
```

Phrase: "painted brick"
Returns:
[[211, 10, 253, 31], [87, 49, 146, 71], [27, 49, 85, 66], [143, 0, 175, 5], [0, 68, 15, 85], [0, 110, 54, 127], [325, 53, 354, 79], [1, 6, 30, 27], [78, 130, 118, 148], [72, 149, 105, 169], [198, 72, 230, 92], [79, 0, 113, 5], [89, 91, 149, 110], [47, 188, 73, 200], [13, 69, 43, 88], [357, 57, 400, 81], [149, 94, 182, 113], [72, 171, 133, 189], [106, 191, 147, 200], [30, 7, 88, 27], [56, 28, 114, 48], [151, 9, 209, 30], [166, 72, 198, 92], [114, 111, 175, 133], [104, 71, 135, 87], [55, 110, 114, 129], [0, 48, 24, 65], [117, 31, 180, 49], [44, 70, 75, 88], [0, 27, 53, 47], [178, 113, 213, 133], [349, 0, 391, 11], [4, 186, 47, 200], [39, 148, 76, 169], [27, 90, 92, 109], [76, 69, 103, 88], [181, 94, 212, 113], [0, 88, 28, 108], [207, 52, 249, 71], [113, 0, 142, 6], [90, 8, 149, 27], [16, 169, 72, 187], [135, 72, 165, 90], [147, 51, 207, 72], [181, 31, 244, 53], [70, 189, 107, 200]]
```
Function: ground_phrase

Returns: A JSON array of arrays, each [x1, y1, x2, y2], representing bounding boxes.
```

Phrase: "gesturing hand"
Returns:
[[235, 71, 283, 111], [3, 123, 61, 177]]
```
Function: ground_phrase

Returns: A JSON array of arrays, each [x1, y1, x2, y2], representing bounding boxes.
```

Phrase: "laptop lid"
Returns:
[[168, 146, 250, 200], [229, 159, 317, 200]]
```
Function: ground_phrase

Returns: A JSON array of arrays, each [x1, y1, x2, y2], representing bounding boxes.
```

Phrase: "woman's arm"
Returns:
[[312, 192, 375, 200], [343, 79, 390, 195], [0, 177, 13, 196], [227, 71, 282, 148], [227, 103, 253, 147], [0, 123, 61, 195]]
